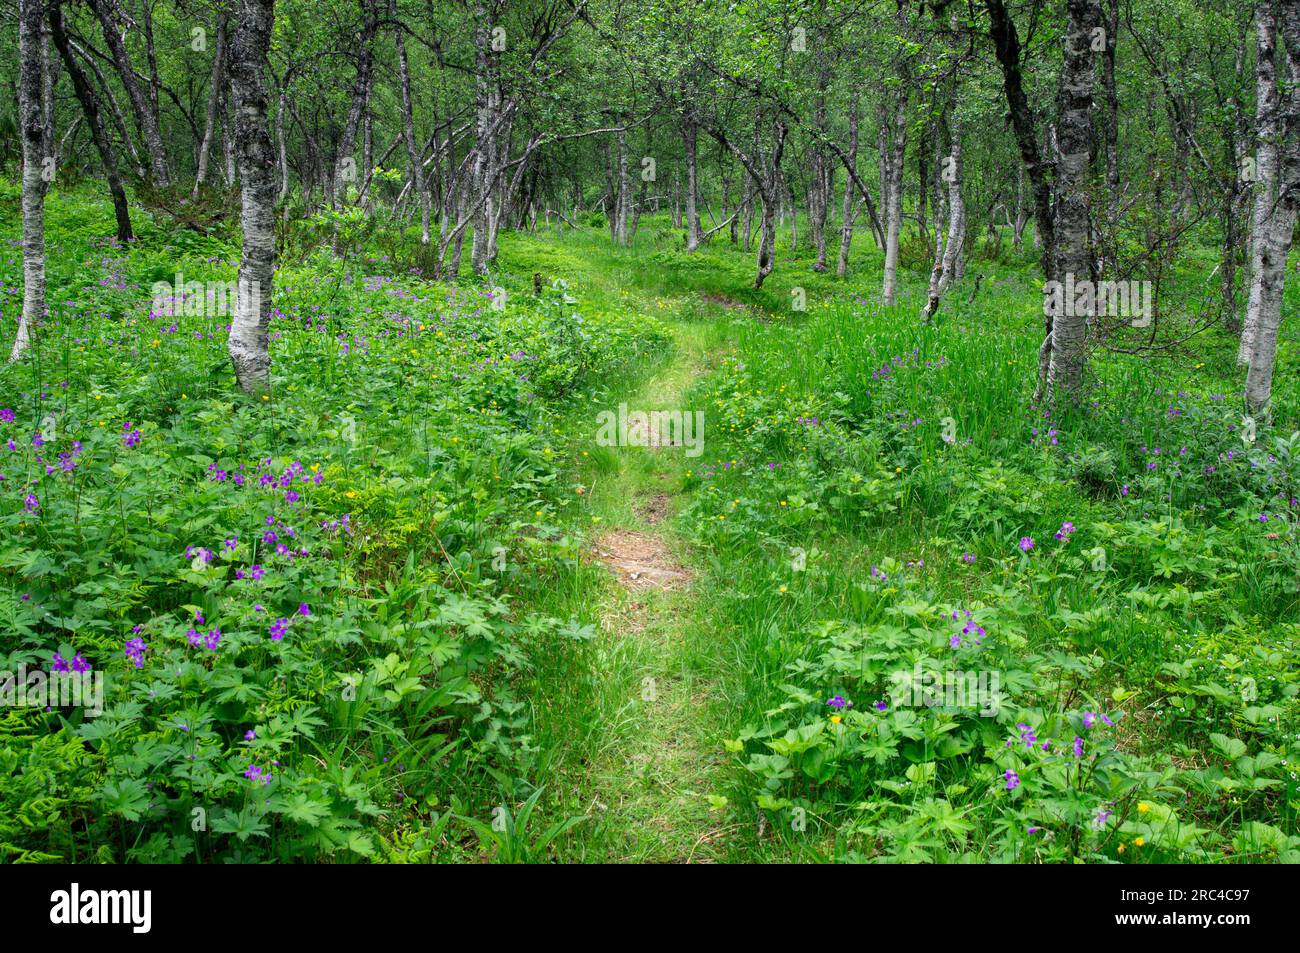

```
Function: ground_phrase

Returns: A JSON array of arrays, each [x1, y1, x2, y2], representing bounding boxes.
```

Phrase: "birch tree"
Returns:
[[1045, 0, 1102, 397], [11, 0, 51, 364], [880, 87, 908, 305], [393, 5, 431, 244], [683, 116, 704, 252], [193, 7, 230, 199], [1244, 0, 1300, 416], [48, 1, 133, 243], [836, 88, 860, 278], [228, 0, 278, 394], [1240, 3, 1283, 365], [923, 119, 965, 320], [88, 0, 171, 187]]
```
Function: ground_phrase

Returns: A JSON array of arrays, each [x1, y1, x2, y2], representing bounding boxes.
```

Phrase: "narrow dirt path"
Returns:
[[574, 323, 736, 863]]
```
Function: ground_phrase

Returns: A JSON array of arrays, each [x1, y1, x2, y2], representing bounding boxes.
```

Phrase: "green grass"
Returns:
[[1, 187, 1297, 863]]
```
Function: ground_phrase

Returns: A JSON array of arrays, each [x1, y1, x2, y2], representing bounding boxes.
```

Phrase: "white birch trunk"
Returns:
[[1245, 0, 1300, 415], [11, 0, 49, 363], [1046, 0, 1102, 397], [1241, 6, 1282, 365], [193, 11, 229, 198], [228, 0, 277, 394], [924, 124, 965, 319], [837, 89, 860, 278], [881, 94, 907, 306]]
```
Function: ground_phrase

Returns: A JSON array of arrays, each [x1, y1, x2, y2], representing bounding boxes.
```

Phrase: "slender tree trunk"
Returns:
[[683, 118, 702, 252], [470, 2, 497, 274], [754, 122, 788, 289], [11, 0, 49, 362], [1013, 164, 1028, 251], [332, 0, 378, 208], [1046, 0, 1102, 398], [877, 110, 890, 233], [1245, 0, 1300, 414], [615, 124, 631, 245], [49, 3, 132, 243], [987, 0, 1056, 279], [194, 11, 229, 198], [394, 11, 431, 244], [276, 73, 290, 207], [88, 0, 170, 187], [362, 111, 374, 212], [228, 0, 277, 394], [1241, 5, 1283, 365], [881, 92, 908, 305], [837, 89, 860, 278], [925, 121, 965, 319]]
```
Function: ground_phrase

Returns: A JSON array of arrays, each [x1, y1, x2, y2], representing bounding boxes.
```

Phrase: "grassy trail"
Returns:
[[502, 232, 745, 860], [511, 232, 865, 862], [561, 316, 740, 862]]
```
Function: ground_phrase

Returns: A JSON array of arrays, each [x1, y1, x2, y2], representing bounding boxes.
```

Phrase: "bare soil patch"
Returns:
[[595, 530, 691, 591]]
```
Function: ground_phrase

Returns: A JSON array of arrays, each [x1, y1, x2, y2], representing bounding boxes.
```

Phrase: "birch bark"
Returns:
[[12, 0, 50, 362], [228, 0, 278, 394]]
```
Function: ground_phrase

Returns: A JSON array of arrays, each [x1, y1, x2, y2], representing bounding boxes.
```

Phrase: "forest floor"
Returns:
[[579, 326, 726, 862], [3, 192, 1298, 864], [532, 254, 738, 860]]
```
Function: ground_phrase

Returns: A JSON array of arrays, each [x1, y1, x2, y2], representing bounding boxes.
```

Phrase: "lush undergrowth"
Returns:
[[674, 240, 1300, 864], [0, 185, 668, 862], [1, 183, 1297, 863]]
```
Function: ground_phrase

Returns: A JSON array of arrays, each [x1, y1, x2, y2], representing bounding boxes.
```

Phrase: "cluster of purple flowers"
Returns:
[[948, 608, 986, 648], [185, 545, 215, 567], [268, 605, 310, 642], [123, 636, 148, 668], [186, 626, 222, 650], [1081, 710, 1115, 729], [826, 695, 852, 710], [243, 764, 272, 785], [321, 513, 353, 535], [122, 422, 142, 448], [54, 443, 84, 474], [1053, 521, 1076, 541], [51, 651, 91, 674]]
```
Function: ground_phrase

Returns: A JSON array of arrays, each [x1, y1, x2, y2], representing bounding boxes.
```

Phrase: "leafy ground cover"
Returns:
[[1, 185, 1297, 862]]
